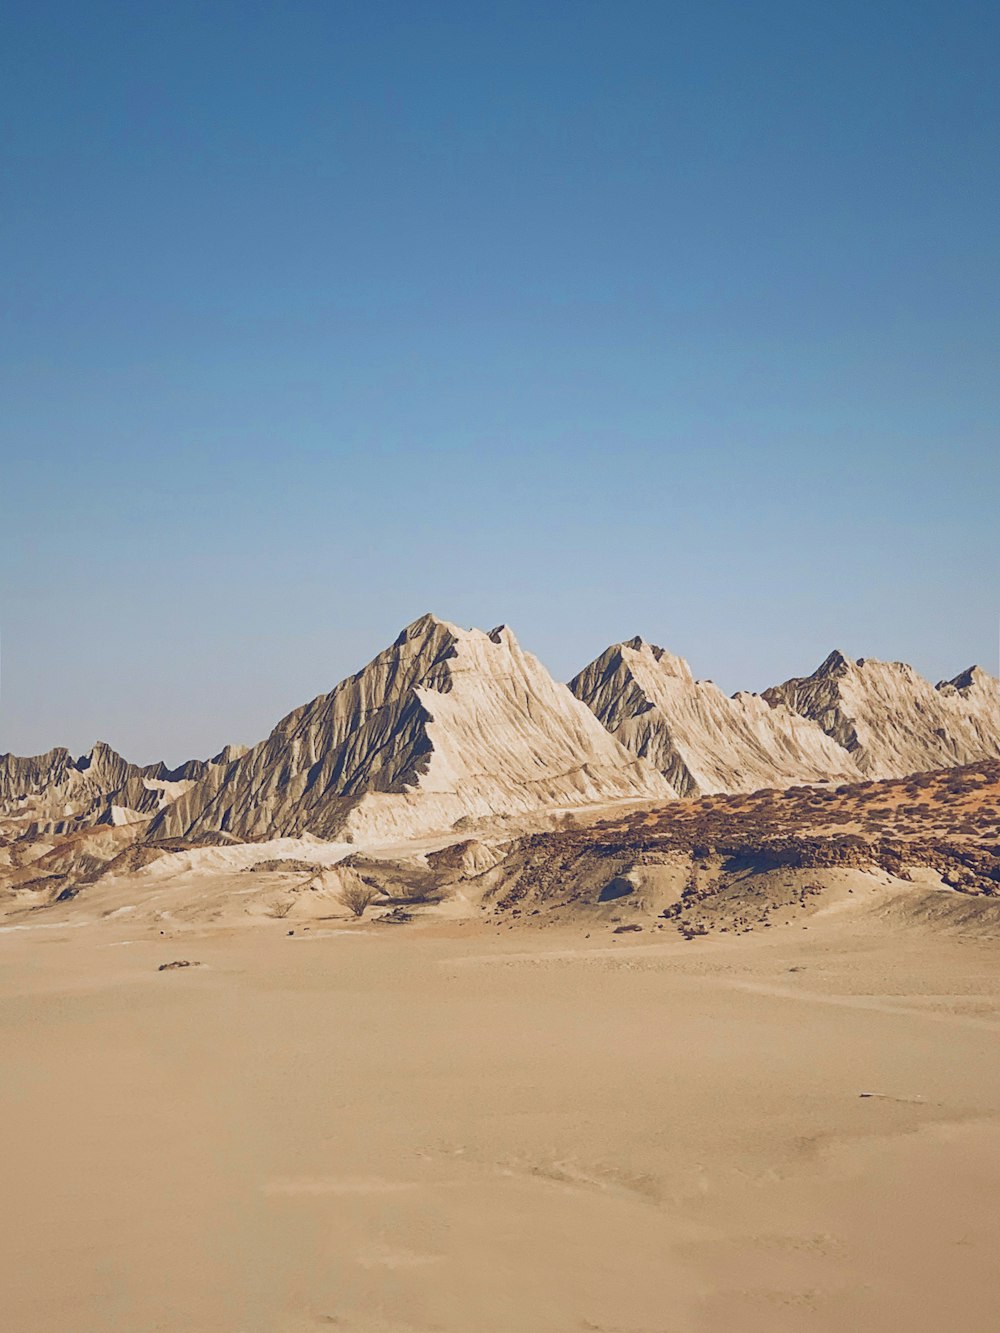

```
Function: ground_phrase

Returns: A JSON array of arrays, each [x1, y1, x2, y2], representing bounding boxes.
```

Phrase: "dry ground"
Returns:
[[2, 899, 999, 1333]]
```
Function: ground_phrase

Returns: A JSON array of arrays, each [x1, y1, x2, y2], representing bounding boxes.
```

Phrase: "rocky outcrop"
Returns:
[[763, 652, 1000, 779], [151, 615, 674, 844], [0, 740, 247, 837], [473, 759, 1000, 930], [570, 638, 862, 796], [0, 742, 155, 834], [0, 746, 77, 807]]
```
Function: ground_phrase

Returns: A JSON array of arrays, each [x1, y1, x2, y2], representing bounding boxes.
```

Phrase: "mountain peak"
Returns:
[[76, 740, 121, 769], [939, 665, 992, 692], [618, 638, 694, 683], [393, 612, 460, 645], [815, 649, 854, 678], [766, 649, 1000, 779]]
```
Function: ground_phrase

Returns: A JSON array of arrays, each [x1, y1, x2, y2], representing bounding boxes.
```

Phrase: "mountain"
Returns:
[[7, 625, 997, 850], [762, 651, 1000, 779], [0, 746, 77, 808], [569, 638, 862, 796], [151, 614, 675, 844], [0, 741, 246, 837], [0, 742, 155, 835]]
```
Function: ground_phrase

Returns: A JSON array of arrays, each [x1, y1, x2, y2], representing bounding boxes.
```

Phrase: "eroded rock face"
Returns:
[[570, 638, 862, 797], [763, 652, 1000, 779], [0, 742, 161, 835], [0, 741, 248, 838], [0, 747, 75, 801], [150, 615, 675, 844]]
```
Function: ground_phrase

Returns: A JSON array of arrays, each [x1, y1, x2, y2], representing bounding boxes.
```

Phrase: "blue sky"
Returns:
[[2, 0, 998, 764]]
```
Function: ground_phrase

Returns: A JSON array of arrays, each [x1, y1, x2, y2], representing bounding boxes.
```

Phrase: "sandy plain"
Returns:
[[2, 901, 999, 1333]]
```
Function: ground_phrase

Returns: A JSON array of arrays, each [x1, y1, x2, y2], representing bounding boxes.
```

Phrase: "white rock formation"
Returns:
[[763, 651, 1000, 779], [152, 615, 674, 844], [570, 638, 863, 796]]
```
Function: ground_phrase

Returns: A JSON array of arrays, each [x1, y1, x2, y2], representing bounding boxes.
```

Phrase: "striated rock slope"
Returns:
[[570, 638, 862, 797], [152, 615, 674, 844], [0, 742, 159, 835], [0, 747, 78, 808], [0, 742, 247, 837], [763, 651, 1000, 779]]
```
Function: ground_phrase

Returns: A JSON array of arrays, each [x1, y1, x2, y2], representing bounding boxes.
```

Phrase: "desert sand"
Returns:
[[2, 897, 999, 1333]]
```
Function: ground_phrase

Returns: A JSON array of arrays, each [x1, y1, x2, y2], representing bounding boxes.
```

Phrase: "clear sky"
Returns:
[[2, 0, 998, 765]]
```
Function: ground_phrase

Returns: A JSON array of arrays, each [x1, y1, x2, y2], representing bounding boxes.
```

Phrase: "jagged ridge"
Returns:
[[763, 652, 1000, 778], [150, 615, 674, 843], [0, 741, 247, 837], [6, 623, 999, 847], [570, 638, 863, 796]]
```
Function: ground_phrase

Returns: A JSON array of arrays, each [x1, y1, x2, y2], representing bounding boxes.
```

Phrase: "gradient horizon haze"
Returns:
[[2, 0, 998, 765]]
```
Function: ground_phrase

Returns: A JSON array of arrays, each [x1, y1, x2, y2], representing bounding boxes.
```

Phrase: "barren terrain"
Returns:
[[2, 763, 999, 1331], [2, 906, 999, 1332]]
